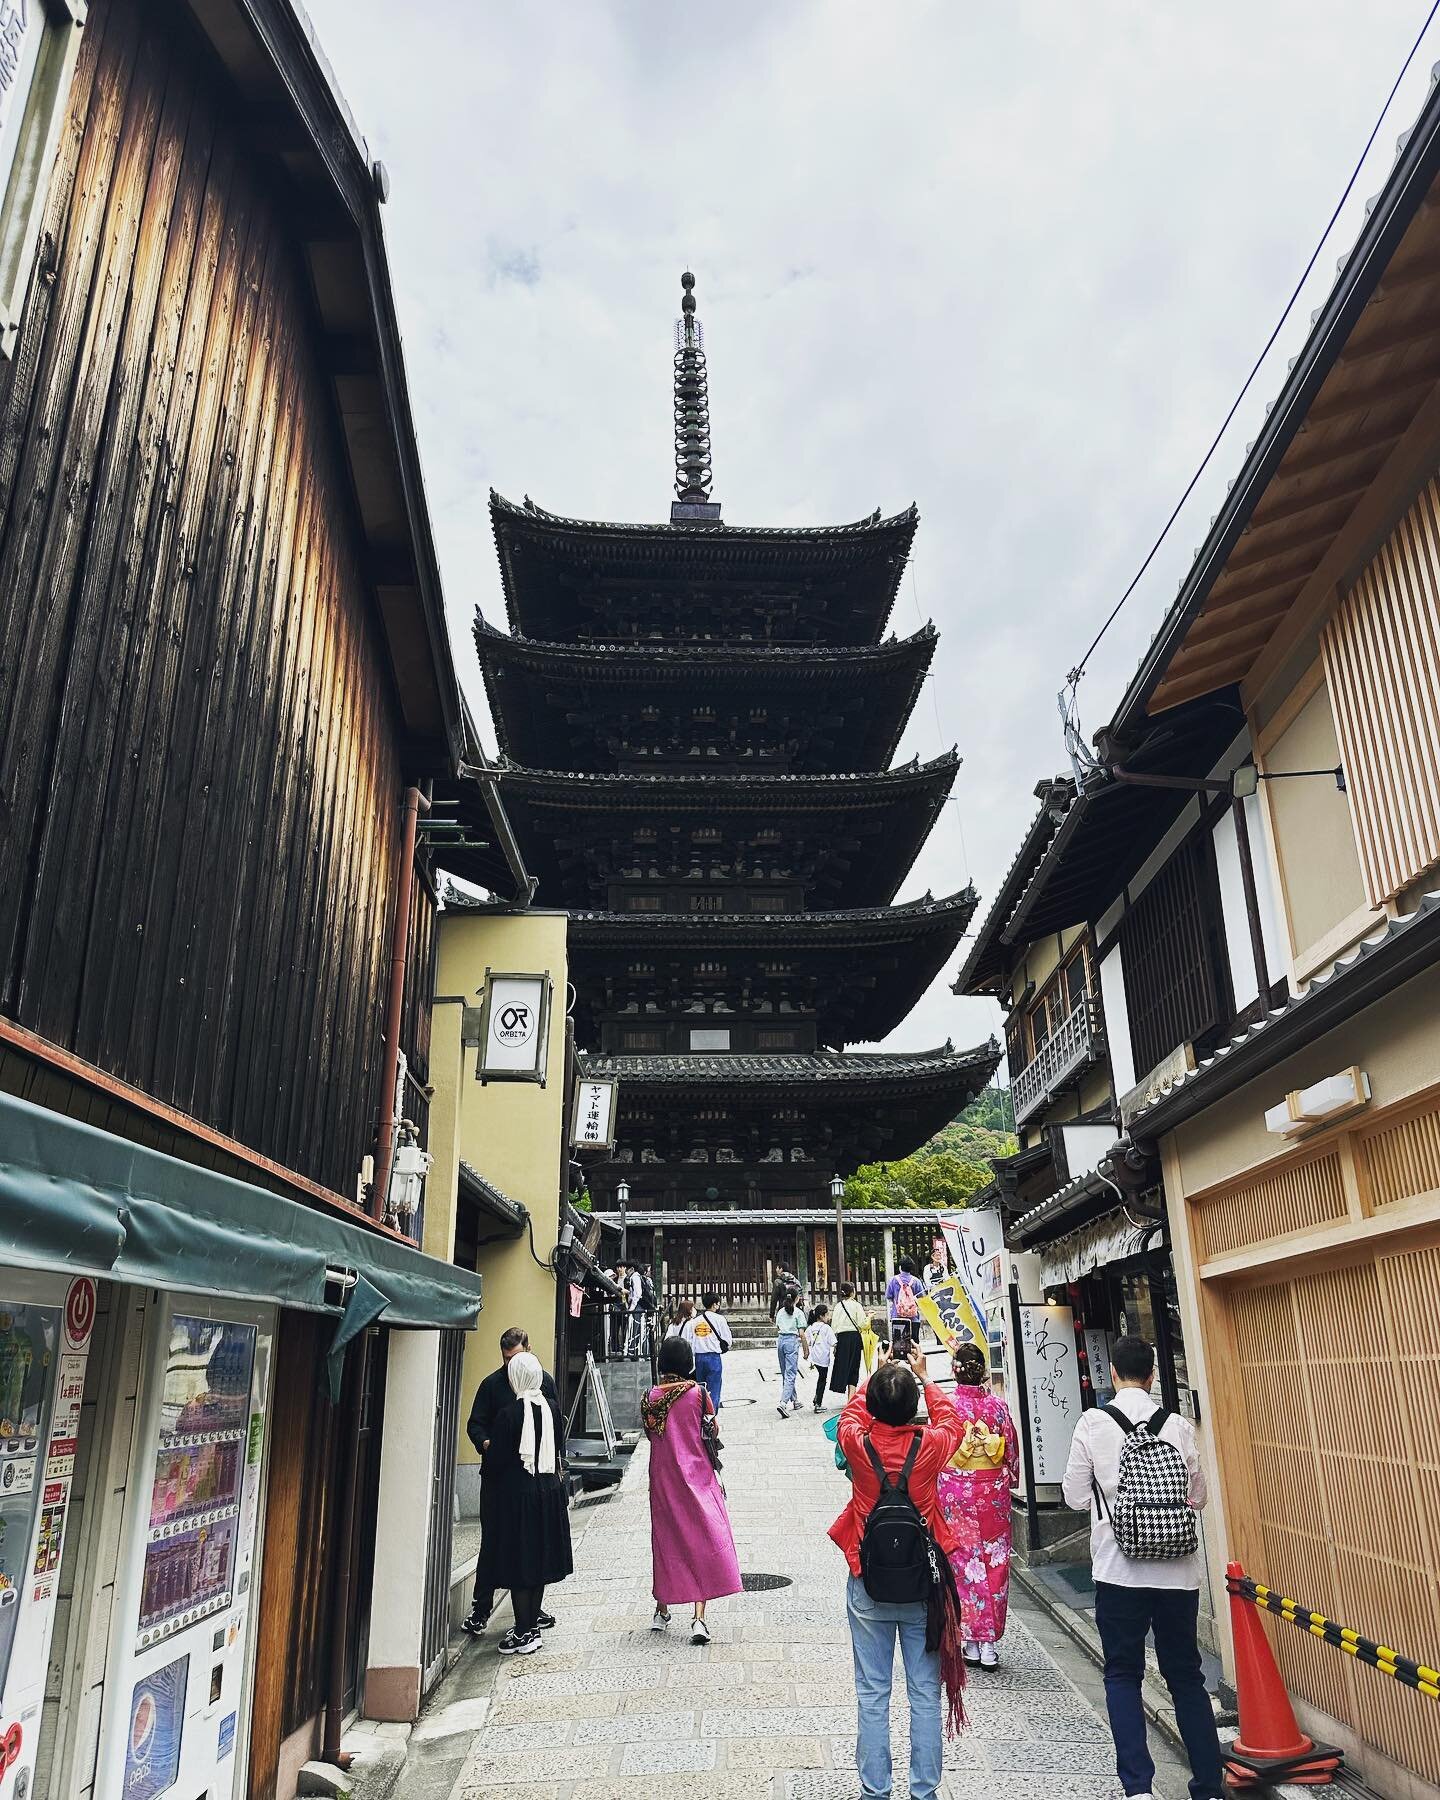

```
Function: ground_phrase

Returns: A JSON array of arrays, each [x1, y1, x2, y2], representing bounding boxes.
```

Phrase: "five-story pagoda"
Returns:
[[478, 274, 998, 1304]]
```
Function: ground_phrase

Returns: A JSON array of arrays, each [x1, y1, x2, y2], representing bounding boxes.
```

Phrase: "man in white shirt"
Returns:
[[681, 1290, 731, 1409], [1062, 1336, 1223, 1800], [623, 1264, 647, 1360]]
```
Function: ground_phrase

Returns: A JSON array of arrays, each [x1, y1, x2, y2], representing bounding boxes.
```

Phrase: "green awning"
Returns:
[[0, 1089, 480, 1329]]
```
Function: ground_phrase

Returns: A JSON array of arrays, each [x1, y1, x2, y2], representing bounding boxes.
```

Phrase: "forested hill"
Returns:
[[843, 1087, 1017, 1210]]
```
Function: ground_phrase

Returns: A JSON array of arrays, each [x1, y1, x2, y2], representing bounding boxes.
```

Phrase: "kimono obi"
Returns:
[[949, 1417, 1007, 1472]]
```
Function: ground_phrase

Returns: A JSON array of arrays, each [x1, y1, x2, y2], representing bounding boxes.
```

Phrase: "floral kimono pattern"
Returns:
[[935, 1385, 1020, 1643]]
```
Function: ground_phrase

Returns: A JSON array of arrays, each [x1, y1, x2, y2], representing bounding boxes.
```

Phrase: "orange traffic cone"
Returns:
[[1224, 1564, 1342, 1788]]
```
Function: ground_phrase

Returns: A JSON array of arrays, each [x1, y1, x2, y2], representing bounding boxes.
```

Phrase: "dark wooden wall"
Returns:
[[0, 0, 411, 1196]]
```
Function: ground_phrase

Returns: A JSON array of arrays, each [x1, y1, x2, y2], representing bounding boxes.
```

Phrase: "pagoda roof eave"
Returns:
[[568, 887, 978, 945], [490, 490, 919, 643], [580, 1039, 1000, 1098], [496, 753, 958, 808], [474, 615, 937, 674]]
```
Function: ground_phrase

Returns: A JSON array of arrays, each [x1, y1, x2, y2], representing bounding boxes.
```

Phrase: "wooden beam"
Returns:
[[1306, 361, 1440, 425], [1163, 612, 1280, 678], [1224, 518, 1335, 576], [1152, 652, 1261, 713], [1248, 478, 1370, 530], [1185, 576, 1305, 640], [1341, 314, 1440, 367], [1274, 419, 1402, 478]]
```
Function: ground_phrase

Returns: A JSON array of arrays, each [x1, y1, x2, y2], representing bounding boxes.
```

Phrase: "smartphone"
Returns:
[[890, 1322, 912, 1357]]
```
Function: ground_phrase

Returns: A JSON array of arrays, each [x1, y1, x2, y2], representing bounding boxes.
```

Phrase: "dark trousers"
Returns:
[[1094, 1582, 1223, 1800], [512, 1585, 545, 1636], [814, 1364, 829, 1407], [469, 1577, 494, 1621]]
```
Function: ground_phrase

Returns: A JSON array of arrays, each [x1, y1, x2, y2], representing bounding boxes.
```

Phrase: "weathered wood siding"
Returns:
[[0, 0, 410, 1196]]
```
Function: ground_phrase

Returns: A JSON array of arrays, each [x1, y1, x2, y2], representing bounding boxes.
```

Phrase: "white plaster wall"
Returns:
[[1099, 943, 1135, 1096], [1059, 1123, 1120, 1180], [367, 1331, 441, 1678]]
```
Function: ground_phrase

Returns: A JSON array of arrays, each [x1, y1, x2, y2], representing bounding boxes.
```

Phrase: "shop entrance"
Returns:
[[95, 1295, 276, 1800]]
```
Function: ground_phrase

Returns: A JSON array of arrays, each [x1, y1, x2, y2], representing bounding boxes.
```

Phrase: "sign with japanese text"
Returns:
[[1017, 1303, 1082, 1483], [570, 1077, 618, 1149], [916, 1276, 986, 1352]]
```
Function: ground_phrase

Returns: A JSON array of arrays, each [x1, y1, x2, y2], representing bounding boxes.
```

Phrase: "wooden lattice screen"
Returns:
[[1193, 1149, 1347, 1259], [1322, 474, 1440, 906]]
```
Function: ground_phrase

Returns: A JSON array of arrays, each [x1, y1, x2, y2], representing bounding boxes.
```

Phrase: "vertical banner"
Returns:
[[940, 1208, 1003, 1318], [1017, 1303, 1083, 1482], [916, 1276, 987, 1352]]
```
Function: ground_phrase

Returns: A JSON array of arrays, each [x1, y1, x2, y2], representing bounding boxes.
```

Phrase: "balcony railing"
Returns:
[[1012, 998, 1102, 1127]]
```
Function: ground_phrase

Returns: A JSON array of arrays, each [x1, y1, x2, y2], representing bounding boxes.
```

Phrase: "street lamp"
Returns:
[[616, 1177, 630, 1262], [830, 1172, 846, 1298]]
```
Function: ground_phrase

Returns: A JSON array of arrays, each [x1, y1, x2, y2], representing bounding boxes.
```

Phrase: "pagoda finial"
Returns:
[[672, 271, 720, 519]]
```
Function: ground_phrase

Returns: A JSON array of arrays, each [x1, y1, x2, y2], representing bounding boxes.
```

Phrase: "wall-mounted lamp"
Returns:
[[1232, 763, 1345, 800], [1264, 1066, 1371, 1138]]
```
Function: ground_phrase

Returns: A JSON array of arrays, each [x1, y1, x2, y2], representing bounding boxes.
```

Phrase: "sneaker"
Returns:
[[777, 1402, 788, 1418], [497, 1628, 540, 1657], [459, 1611, 489, 1638], [690, 1616, 711, 1645], [980, 1642, 999, 1669], [813, 1403, 822, 1413], [962, 1639, 981, 1666], [651, 1606, 671, 1632], [537, 1610, 557, 1630]]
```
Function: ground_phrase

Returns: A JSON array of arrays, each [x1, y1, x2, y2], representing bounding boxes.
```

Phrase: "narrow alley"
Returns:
[[389, 1351, 1196, 1800]]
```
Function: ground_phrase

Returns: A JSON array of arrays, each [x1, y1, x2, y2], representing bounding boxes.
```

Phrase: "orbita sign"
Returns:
[[476, 971, 553, 1083]]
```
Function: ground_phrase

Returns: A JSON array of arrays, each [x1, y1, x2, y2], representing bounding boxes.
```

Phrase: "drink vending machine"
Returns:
[[0, 1269, 98, 1800], [96, 1296, 274, 1800]]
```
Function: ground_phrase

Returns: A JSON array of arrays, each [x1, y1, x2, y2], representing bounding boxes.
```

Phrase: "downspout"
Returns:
[[372, 783, 430, 1223]]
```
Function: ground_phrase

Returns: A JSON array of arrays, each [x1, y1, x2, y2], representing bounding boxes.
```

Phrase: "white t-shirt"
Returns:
[[682, 1310, 732, 1354], [805, 1322, 836, 1367], [1061, 1386, 1207, 1589]]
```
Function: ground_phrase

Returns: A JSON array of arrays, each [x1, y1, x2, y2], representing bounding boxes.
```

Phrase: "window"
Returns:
[[1120, 831, 1231, 1080], [755, 1027, 802, 1049], [689, 893, 726, 912], [620, 1028, 666, 1051], [623, 894, 662, 913], [689, 1028, 731, 1050], [749, 893, 793, 912]]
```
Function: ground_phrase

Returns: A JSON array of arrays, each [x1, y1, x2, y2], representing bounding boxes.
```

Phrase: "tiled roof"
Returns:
[[492, 490, 918, 542], [474, 616, 938, 668], [582, 1040, 1000, 1088], [569, 888, 978, 938], [951, 777, 1075, 995], [458, 1162, 527, 1229], [590, 1208, 954, 1228]]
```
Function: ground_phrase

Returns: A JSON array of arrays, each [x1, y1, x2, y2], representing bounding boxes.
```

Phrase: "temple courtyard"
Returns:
[[378, 1349, 1199, 1800]]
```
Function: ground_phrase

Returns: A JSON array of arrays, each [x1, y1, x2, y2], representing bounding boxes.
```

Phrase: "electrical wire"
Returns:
[[1065, 0, 1440, 695]]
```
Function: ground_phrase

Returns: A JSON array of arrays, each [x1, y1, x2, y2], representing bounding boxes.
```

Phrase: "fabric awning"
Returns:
[[1039, 1208, 1162, 1288], [0, 1089, 481, 1329]]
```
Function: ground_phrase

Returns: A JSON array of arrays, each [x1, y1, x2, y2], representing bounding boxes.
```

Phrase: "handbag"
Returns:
[[700, 1400, 724, 1475]]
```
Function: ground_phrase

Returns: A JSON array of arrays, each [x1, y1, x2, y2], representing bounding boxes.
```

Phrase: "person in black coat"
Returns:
[[462, 1327, 560, 1637], [472, 1350, 573, 1656]]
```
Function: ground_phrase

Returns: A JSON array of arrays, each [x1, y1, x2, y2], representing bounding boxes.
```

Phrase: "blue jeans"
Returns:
[[846, 1574, 941, 1800], [1095, 1582, 1223, 1800], [694, 1351, 723, 1410], [777, 1334, 801, 1403]]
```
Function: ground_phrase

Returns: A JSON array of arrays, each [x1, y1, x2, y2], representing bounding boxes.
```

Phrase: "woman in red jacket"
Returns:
[[829, 1343, 964, 1800]]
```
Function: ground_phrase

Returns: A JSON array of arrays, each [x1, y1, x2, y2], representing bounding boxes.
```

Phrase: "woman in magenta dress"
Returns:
[[642, 1336, 741, 1644], [935, 1341, 1019, 1669]]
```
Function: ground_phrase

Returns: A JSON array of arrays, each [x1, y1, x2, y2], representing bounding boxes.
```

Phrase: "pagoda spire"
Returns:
[[672, 271, 721, 521]]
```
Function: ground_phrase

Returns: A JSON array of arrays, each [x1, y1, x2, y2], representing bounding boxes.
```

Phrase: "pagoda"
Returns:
[[477, 273, 999, 1303]]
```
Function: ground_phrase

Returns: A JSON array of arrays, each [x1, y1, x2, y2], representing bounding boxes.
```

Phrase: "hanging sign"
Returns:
[[916, 1276, 987, 1352], [570, 1078, 618, 1150], [476, 972, 552, 1083], [939, 1209, 1003, 1319]]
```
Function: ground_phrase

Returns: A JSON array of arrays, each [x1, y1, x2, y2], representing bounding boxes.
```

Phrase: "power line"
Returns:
[[1065, 0, 1440, 696]]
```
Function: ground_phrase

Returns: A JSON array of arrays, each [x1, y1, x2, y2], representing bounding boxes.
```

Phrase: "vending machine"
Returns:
[[96, 1296, 274, 1800], [0, 1269, 96, 1800]]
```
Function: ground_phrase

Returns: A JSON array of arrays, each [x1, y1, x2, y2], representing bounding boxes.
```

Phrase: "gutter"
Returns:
[[1111, 65, 1440, 736]]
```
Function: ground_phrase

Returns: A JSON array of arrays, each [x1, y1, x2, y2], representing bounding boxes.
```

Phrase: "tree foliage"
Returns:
[[843, 1086, 1018, 1211]]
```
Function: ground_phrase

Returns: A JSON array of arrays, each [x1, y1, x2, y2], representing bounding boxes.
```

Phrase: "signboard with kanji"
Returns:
[[570, 1078, 618, 1150]]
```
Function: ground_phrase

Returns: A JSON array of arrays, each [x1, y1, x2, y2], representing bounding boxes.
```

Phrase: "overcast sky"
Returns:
[[307, 0, 1438, 1061]]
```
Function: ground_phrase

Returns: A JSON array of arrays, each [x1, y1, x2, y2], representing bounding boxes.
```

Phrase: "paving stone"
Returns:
[[571, 1782, 760, 1800], [618, 1740, 717, 1774], [979, 1737, 1118, 1773], [486, 1692, 621, 1725], [701, 1704, 854, 1737], [571, 1710, 695, 1746], [467, 1720, 570, 1754], [723, 1735, 826, 1770], [941, 1778, 1123, 1800]]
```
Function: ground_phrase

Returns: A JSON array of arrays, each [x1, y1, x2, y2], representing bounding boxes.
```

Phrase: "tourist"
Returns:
[[829, 1342, 968, 1800], [774, 1287, 808, 1416], [805, 1303, 836, 1413], [829, 1280, 869, 1401], [682, 1290, 731, 1410], [461, 1326, 559, 1638], [922, 1239, 948, 1291], [886, 1255, 924, 1322], [1061, 1335, 1222, 1800], [665, 1298, 695, 1340], [643, 1336, 741, 1644], [770, 1265, 803, 1316], [610, 1263, 629, 1354], [936, 1342, 1018, 1669], [470, 1351, 572, 1657], [624, 1262, 654, 1360]]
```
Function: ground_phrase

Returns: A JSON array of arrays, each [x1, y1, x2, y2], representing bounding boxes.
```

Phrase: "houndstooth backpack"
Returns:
[[1094, 1404, 1198, 1561]]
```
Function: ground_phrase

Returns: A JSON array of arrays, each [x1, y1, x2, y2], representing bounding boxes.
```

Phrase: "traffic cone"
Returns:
[[1224, 1563, 1342, 1787]]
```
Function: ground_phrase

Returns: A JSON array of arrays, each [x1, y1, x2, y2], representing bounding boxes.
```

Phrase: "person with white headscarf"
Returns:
[[470, 1349, 573, 1656]]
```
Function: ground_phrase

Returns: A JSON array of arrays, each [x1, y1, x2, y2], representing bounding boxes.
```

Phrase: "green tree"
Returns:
[[841, 1088, 1017, 1211]]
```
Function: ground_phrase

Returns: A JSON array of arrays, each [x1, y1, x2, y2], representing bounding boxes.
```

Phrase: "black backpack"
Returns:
[[638, 1270, 657, 1313], [859, 1433, 936, 1604]]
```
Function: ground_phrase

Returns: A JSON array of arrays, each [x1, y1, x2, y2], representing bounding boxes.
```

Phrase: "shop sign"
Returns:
[[915, 1277, 986, 1351], [63, 1277, 96, 1349], [123, 1655, 187, 1800], [570, 1077, 618, 1149], [1017, 1303, 1083, 1482], [476, 971, 552, 1084]]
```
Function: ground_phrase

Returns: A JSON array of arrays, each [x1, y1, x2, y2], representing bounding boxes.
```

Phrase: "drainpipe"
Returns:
[[372, 784, 429, 1222]]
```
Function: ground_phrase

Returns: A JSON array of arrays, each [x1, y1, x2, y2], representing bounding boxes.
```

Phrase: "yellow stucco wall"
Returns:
[[427, 908, 571, 1466]]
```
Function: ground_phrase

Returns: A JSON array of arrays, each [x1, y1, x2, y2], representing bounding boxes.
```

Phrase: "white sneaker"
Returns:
[[980, 1642, 999, 1669], [651, 1606, 671, 1632], [691, 1616, 711, 1645]]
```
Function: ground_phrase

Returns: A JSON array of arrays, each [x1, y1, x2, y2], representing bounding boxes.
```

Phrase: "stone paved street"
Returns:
[[393, 1350, 1193, 1800]]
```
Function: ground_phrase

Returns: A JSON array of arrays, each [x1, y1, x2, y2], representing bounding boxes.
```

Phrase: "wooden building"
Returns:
[[0, 0, 524, 1793], [474, 274, 998, 1302], [996, 66, 1440, 1799]]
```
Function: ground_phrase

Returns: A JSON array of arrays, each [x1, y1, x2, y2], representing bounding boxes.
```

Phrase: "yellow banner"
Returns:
[[917, 1276, 987, 1351]]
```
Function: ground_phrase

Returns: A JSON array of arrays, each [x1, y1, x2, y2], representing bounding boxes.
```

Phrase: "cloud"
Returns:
[[307, 0, 1440, 1057]]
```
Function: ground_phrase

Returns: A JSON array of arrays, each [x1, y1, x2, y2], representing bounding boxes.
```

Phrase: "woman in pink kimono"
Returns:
[[935, 1341, 1019, 1669], [643, 1336, 741, 1644]]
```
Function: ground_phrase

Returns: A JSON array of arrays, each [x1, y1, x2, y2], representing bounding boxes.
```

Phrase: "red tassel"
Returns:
[[940, 1610, 968, 1737]]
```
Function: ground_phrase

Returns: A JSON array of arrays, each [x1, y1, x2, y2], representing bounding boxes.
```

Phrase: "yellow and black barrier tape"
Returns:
[[1228, 1574, 1440, 1701]]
